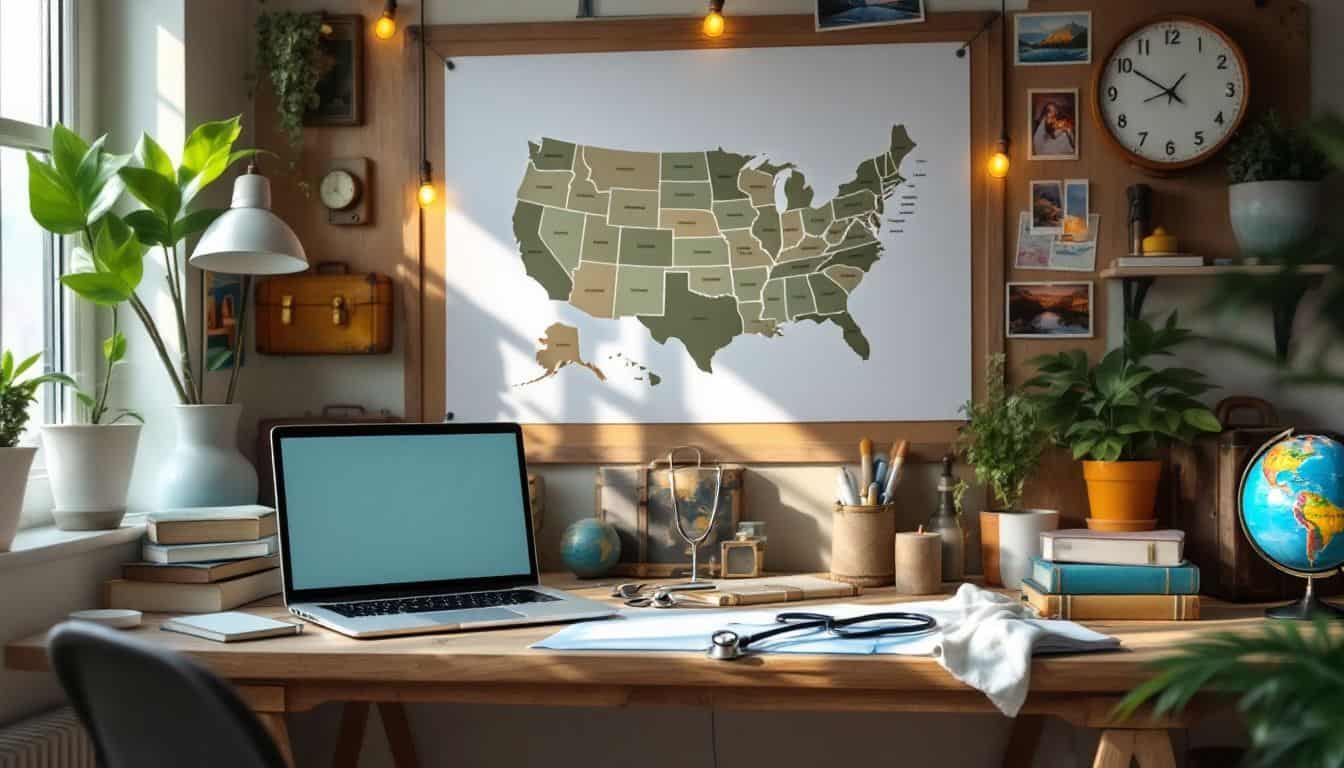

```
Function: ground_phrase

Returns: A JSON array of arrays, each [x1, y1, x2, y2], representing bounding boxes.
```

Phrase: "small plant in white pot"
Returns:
[[0, 352, 72, 549], [1226, 112, 1330, 259], [956, 354, 1054, 589]]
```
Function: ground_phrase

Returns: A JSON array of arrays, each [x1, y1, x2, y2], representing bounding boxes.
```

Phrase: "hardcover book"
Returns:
[[121, 555, 280, 584], [1021, 579, 1200, 621], [142, 535, 279, 564], [147, 505, 277, 545], [103, 568, 282, 614], [1030, 558, 1200, 595], [1040, 529, 1184, 567]]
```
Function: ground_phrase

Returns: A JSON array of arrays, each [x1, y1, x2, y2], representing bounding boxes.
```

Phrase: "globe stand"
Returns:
[[1266, 577, 1344, 621]]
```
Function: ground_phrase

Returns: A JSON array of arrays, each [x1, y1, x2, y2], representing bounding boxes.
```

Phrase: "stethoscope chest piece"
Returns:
[[707, 630, 746, 660]]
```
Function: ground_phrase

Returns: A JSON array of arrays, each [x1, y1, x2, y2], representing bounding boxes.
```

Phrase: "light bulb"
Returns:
[[703, 10, 725, 37], [987, 138, 1010, 179], [418, 181, 437, 207], [374, 13, 397, 40]]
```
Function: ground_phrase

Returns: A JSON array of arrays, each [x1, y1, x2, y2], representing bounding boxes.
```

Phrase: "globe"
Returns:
[[1240, 433, 1344, 578], [560, 519, 621, 578]]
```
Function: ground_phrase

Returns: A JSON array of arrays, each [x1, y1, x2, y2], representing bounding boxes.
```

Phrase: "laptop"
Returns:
[[270, 422, 616, 639]]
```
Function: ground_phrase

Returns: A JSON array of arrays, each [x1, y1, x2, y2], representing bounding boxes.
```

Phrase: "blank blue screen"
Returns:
[[279, 433, 533, 591]]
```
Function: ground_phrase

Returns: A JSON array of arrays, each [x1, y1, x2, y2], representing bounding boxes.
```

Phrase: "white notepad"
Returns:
[[161, 612, 303, 643]]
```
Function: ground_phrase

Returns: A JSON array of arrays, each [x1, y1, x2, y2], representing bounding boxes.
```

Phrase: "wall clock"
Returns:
[[1092, 15, 1249, 171], [320, 157, 370, 225]]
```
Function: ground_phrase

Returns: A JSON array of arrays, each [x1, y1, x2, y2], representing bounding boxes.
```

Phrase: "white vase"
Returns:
[[981, 508, 1059, 590], [42, 423, 141, 530], [0, 447, 37, 551], [1228, 180, 1321, 256], [157, 404, 258, 508]]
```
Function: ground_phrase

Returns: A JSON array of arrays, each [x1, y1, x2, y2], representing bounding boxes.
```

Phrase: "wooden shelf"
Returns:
[[1099, 264, 1333, 280]]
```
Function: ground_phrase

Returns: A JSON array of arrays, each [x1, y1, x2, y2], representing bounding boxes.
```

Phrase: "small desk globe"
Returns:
[[1239, 430, 1344, 619], [560, 519, 621, 578]]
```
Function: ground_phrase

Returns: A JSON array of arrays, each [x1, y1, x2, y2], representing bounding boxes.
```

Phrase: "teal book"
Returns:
[[1029, 558, 1200, 595]]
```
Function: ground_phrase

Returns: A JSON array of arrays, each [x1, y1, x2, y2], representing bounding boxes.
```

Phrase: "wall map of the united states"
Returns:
[[512, 125, 916, 384]]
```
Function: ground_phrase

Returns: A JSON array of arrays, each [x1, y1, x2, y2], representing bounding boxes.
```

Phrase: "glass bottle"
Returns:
[[929, 455, 964, 582]]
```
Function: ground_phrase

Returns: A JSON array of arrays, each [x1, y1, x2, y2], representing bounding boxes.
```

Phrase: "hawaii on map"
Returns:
[[511, 125, 917, 385]]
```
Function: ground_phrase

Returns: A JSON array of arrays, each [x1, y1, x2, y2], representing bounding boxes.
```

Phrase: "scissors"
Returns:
[[707, 611, 936, 660], [612, 581, 715, 608]]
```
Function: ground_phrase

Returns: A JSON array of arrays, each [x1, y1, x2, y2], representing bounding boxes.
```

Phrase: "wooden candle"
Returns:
[[895, 526, 942, 595]]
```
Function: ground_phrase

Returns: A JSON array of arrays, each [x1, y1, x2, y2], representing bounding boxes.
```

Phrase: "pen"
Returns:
[[881, 440, 909, 504], [859, 438, 874, 491]]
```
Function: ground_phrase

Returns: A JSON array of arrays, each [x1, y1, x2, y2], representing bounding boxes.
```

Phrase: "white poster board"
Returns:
[[442, 43, 971, 424]]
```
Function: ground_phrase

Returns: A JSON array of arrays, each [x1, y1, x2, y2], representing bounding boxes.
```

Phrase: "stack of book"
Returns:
[[104, 505, 282, 613], [1021, 529, 1201, 621]]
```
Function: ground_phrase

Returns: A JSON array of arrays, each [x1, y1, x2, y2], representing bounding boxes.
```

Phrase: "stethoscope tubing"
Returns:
[[712, 611, 937, 658]]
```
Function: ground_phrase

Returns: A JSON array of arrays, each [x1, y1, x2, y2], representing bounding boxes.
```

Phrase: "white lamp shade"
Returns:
[[190, 173, 308, 275]]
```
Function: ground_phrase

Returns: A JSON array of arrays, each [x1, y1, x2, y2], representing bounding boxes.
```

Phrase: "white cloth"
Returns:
[[534, 583, 1119, 717]]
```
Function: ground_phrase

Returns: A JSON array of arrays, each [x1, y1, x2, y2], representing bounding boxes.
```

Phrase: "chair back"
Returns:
[[47, 621, 287, 768]]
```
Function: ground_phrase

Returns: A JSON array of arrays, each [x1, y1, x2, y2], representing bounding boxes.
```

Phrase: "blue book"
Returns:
[[1029, 558, 1200, 595]]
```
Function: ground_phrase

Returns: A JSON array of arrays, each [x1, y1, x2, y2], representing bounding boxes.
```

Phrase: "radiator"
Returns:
[[0, 707, 95, 768]]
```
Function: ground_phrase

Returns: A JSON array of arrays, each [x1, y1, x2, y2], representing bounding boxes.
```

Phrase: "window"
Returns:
[[0, 0, 68, 436]]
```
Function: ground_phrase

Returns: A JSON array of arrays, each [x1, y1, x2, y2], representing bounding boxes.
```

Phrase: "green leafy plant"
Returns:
[[1116, 618, 1344, 768], [955, 354, 1049, 513], [255, 10, 323, 150], [1226, 112, 1329, 185], [1025, 313, 1222, 462], [27, 118, 260, 407], [0, 352, 74, 447]]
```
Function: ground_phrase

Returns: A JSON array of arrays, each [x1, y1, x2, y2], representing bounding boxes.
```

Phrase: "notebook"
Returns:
[[161, 612, 304, 643]]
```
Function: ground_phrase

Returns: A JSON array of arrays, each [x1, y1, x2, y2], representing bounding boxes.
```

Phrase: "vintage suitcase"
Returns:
[[1170, 397, 1340, 602], [256, 262, 393, 355]]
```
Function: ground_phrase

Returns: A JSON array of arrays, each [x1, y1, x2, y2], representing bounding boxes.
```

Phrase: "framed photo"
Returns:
[[1030, 180, 1064, 235], [1006, 282, 1094, 339], [598, 465, 744, 578], [1063, 179, 1089, 239], [305, 14, 364, 126], [1015, 11, 1092, 66], [816, 0, 925, 32], [1028, 89, 1079, 160], [203, 273, 244, 371]]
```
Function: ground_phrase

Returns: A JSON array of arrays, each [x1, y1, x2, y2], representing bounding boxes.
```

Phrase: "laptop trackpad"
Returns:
[[421, 607, 525, 625]]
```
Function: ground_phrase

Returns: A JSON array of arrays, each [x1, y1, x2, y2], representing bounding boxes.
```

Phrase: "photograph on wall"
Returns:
[[1048, 214, 1100, 271], [1015, 11, 1091, 66], [816, 0, 925, 32], [305, 14, 364, 125], [1006, 281, 1093, 339], [1063, 178, 1089, 239], [1028, 89, 1079, 160], [1030, 180, 1064, 235], [1013, 211, 1053, 269], [204, 273, 244, 371]]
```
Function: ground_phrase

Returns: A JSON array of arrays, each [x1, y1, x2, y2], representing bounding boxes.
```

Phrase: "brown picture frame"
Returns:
[[402, 13, 1006, 464], [305, 14, 364, 127]]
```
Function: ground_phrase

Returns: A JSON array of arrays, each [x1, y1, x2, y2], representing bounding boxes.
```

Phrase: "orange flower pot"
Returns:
[[1082, 460, 1161, 530]]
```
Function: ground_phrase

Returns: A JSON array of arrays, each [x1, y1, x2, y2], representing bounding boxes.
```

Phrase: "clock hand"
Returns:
[[1164, 73, 1188, 105], [1131, 69, 1173, 95]]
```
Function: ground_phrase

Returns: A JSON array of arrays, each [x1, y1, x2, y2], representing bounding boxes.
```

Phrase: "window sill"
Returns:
[[0, 514, 145, 573]]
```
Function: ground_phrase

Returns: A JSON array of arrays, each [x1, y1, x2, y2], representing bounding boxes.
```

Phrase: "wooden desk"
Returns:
[[6, 578, 1262, 768]]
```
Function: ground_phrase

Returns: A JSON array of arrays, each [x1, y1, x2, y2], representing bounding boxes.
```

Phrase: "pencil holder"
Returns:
[[830, 503, 896, 586]]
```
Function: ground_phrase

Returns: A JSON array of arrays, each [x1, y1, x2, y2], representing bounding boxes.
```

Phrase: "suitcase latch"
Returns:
[[331, 296, 348, 326], [281, 295, 294, 325]]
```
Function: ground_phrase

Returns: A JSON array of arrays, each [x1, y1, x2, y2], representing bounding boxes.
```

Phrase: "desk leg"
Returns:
[[333, 702, 371, 768], [259, 712, 296, 767], [1002, 715, 1046, 768], [377, 703, 421, 768], [1093, 729, 1176, 768]]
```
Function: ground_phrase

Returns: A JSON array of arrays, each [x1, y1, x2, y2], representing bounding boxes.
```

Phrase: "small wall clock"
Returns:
[[320, 157, 370, 225], [1092, 15, 1249, 172]]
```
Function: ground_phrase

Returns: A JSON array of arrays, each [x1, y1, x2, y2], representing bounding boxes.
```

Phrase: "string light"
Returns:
[[416, 1, 435, 208], [986, 0, 1010, 179], [988, 136, 1010, 179], [374, 0, 397, 40], [703, 0, 725, 38], [418, 163, 437, 207]]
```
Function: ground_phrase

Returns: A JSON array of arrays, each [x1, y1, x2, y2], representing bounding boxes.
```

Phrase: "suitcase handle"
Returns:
[[314, 261, 351, 275], [1214, 396, 1278, 428], [321, 404, 368, 417]]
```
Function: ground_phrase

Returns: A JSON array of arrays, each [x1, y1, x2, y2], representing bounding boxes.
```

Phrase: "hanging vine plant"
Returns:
[[255, 9, 323, 150]]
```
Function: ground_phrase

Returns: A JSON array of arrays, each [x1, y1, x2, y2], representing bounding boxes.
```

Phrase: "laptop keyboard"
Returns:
[[318, 589, 559, 618]]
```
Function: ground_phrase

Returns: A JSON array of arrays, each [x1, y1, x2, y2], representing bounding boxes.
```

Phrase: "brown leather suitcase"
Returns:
[[1170, 397, 1340, 602], [256, 261, 393, 355]]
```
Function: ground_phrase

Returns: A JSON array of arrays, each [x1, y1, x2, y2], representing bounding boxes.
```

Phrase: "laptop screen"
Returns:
[[275, 429, 535, 593]]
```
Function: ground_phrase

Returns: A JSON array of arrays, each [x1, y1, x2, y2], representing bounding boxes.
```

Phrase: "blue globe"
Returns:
[[1241, 433, 1344, 575], [560, 519, 621, 578]]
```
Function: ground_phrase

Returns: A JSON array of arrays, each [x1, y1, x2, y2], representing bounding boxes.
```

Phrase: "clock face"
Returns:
[[319, 169, 359, 210], [1095, 17, 1248, 169]]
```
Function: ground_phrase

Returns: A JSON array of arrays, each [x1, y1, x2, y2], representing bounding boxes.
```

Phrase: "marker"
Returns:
[[874, 457, 888, 490], [859, 438, 874, 491], [881, 440, 909, 504], [837, 467, 860, 506], [866, 482, 880, 506]]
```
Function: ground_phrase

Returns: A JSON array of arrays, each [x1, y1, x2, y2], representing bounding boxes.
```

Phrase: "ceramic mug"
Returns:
[[980, 509, 1059, 590]]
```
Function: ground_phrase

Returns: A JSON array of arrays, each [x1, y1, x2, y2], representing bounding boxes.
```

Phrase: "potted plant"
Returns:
[[1026, 313, 1222, 531], [957, 354, 1055, 588], [0, 352, 72, 549], [27, 118, 271, 509], [1226, 112, 1330, 259]]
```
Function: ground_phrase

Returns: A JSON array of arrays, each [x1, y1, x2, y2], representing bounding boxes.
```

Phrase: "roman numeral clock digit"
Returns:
[[1092, 14, 1249, 172]]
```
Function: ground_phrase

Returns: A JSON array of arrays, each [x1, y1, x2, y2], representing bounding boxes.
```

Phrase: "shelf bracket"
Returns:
[[1120, 276, 1155, 328]]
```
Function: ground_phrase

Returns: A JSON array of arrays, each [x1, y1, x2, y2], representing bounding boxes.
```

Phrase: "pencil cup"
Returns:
[[830, 503, 896, 587]]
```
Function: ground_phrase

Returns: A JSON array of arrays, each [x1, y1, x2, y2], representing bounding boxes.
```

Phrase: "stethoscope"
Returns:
[[706, 611, 937, 661]]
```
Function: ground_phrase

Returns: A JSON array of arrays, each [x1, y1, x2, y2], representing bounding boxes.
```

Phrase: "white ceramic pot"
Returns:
[[41, 423, 141, 530], [980, 508, 1059, 590], [0, 447, 37, 551], [157, 404, 258, 508], [1228, 180, 1321, 256]]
